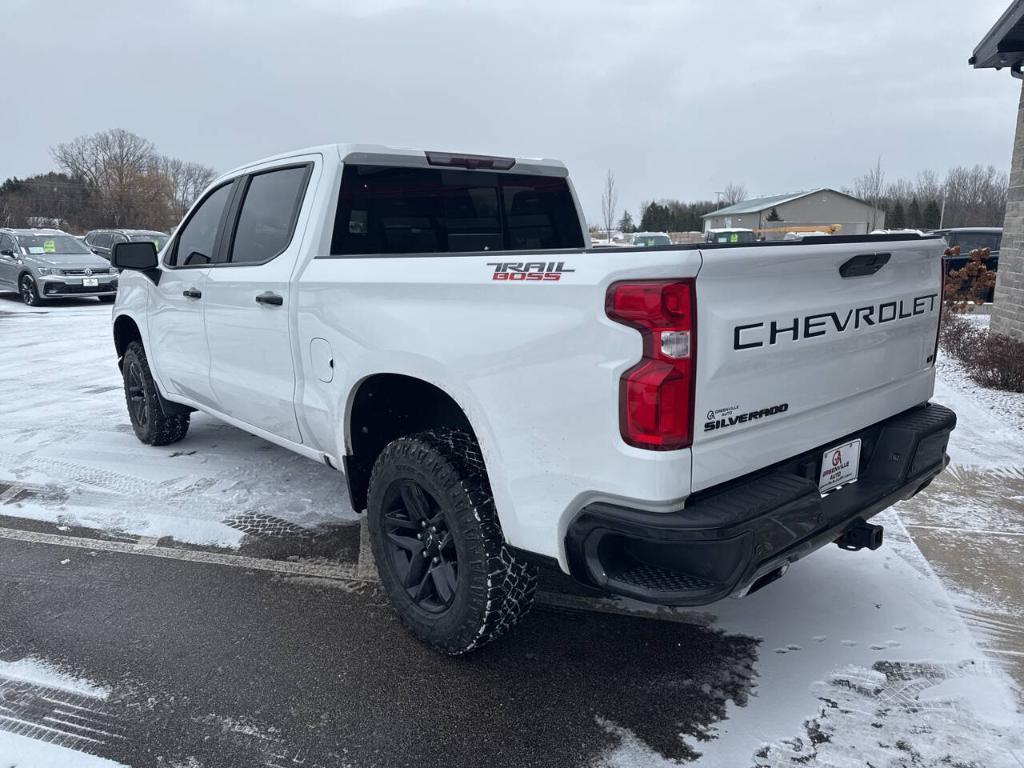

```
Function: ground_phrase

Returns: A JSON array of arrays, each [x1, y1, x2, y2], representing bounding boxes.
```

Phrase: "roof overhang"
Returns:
[[970, 0, 1024, 71]]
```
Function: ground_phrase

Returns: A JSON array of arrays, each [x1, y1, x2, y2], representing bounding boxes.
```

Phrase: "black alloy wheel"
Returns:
[[125, 357, 150, 433], [381, 480, 459, 614]]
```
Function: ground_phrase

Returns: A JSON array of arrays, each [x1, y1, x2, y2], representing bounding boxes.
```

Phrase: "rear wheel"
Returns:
[[122, 341, 190, 446], [20, 275, 42, 306], [367, 430, 537, 654]]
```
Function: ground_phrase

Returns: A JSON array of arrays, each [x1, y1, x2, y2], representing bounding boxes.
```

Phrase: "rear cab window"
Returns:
[[331, 165, 584, 255], [948, 232, 1001, 253]]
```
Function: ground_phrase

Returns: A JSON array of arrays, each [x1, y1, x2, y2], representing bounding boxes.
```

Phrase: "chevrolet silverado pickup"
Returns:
[[109, 144, 955, 654]]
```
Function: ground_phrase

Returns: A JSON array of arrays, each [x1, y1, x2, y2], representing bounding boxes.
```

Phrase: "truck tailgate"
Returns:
[[691, 237, 944, 492]]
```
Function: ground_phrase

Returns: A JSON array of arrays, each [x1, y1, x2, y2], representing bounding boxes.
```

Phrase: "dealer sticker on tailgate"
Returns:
[[819, 439, 861, 494]]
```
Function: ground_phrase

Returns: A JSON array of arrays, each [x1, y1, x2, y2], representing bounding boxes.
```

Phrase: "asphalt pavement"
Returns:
[[0, 531, 758, 768]]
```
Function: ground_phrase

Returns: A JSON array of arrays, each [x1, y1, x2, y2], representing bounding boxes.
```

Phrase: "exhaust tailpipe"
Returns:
[[835, 519, 884, 551]]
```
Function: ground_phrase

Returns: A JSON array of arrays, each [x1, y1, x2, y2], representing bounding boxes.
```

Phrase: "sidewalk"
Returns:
[[900, 353, 1024, 699]]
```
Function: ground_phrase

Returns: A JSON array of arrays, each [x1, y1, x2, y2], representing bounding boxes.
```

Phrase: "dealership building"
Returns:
[[701, 188, 884, 239]]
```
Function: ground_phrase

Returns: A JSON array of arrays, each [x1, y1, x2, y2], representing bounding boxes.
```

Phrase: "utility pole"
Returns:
[[939, 186, 947, 228]]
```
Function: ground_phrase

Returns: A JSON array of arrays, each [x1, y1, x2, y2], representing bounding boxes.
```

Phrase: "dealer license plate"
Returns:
[[818, 439, 861, 494], [83, 278, 99, 287]]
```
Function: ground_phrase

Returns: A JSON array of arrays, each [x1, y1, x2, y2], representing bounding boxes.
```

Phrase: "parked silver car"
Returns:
[[0, 228, 118, 305]]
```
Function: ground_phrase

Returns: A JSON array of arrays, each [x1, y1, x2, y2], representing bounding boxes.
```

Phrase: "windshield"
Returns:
[[709, 230, 756, 244], [17, 234, 91, 255], [632, 234, 671, 247], [949, 232, 1001, 254], [132, 234, 168, 250]]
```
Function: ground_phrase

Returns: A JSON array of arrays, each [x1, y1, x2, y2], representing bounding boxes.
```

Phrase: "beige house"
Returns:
[[702, 188, 885, 239]]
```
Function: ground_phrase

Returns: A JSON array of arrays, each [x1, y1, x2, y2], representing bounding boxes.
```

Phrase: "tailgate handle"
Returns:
[[839, 252, 891, 278]]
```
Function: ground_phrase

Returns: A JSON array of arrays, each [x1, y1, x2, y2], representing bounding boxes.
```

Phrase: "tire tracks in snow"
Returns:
[[0, 451, 283, 535]]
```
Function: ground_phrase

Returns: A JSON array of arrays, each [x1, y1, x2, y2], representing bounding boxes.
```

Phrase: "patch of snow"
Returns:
[[593, 718, 682, 768], [0, 300, 355, 548], [932, 357, 1024, 470], [752, 661, 1022, 767], [676, 517, 1024, 766], [0, 656, 111, 699], [0, 730, 126, 768]]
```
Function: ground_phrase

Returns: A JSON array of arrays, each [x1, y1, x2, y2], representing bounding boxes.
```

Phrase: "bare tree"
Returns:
[[722, 182, 747, 206], [601, 169, 618, 240], [914, 170, 942, 206], [49, 128, 218, 230], [52, 128, 170, 227], [161, 157, 217, 221], [942, 165, 1007, 227], [853, 156, 885, 229]]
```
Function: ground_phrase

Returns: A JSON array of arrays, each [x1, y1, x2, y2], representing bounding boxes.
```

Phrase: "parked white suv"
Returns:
[[110, 144, 955, 654]]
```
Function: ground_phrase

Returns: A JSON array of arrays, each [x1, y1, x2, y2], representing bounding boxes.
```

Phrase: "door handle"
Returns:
[[182, 288, 202, 299], [255, 291, 283, 306]]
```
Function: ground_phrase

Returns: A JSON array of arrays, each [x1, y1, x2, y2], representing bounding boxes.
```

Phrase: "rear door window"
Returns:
[[331, 165, 583, 255], [229, 166, 310, 265]]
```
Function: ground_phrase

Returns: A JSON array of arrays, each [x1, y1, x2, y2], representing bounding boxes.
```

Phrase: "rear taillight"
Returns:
[[932, 255, 946, 366], [606, 280, 696, 450]]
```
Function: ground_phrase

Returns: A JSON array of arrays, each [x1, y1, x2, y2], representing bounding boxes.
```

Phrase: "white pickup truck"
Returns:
[[110, 144, 955, 654]]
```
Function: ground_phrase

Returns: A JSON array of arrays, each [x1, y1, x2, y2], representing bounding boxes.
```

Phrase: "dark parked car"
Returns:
[[84, 229, 168, 261], [933, 227, 1001, 268], [933, 227, 1001, 301]]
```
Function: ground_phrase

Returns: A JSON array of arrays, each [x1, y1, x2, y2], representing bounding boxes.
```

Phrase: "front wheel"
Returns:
[[20, 275, 42, 306], [122, 341, 190, 446], [367, 430, 537, 655]]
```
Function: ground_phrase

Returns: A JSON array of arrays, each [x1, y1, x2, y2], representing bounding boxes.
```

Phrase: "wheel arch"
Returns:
[[343, 373, 483, 513], [113, 313, 143, 370]]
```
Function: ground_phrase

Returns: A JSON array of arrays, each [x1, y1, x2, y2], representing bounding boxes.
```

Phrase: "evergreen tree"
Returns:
[[890, 201, 906, 229], [618, 210, 635, 233], [640, 201, 671, 232], [907, 197, 921, 229], [923, 199, 941, 230], [766, 207, 782, 222]]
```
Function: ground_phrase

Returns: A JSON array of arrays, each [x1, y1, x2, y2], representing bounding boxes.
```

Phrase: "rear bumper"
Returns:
[[565, 402, 956, 605]]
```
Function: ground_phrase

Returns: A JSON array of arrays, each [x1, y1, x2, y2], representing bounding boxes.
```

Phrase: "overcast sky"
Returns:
[[4, 0, 1021, 223]]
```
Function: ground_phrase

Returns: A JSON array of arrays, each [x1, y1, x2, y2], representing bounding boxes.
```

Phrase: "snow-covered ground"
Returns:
[[0, 656, 124, 768], [0, 298, 356, 549], [1, 296, 1023, 767]]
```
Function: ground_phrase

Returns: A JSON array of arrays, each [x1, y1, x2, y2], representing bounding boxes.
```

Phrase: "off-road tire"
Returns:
[[367, 429, 538, 655], [122, 341, 190, 446], [20, 274, 42, 306]]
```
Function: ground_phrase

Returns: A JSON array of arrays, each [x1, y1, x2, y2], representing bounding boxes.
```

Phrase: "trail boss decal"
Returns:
[[733, 292, 939, 350], [487, 261, 575, 281], [704, 403, 789, 432]]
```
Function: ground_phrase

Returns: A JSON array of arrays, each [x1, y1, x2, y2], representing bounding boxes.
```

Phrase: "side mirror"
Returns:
[[0, 248, 14, 257], [112, 241, 158, 271]]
